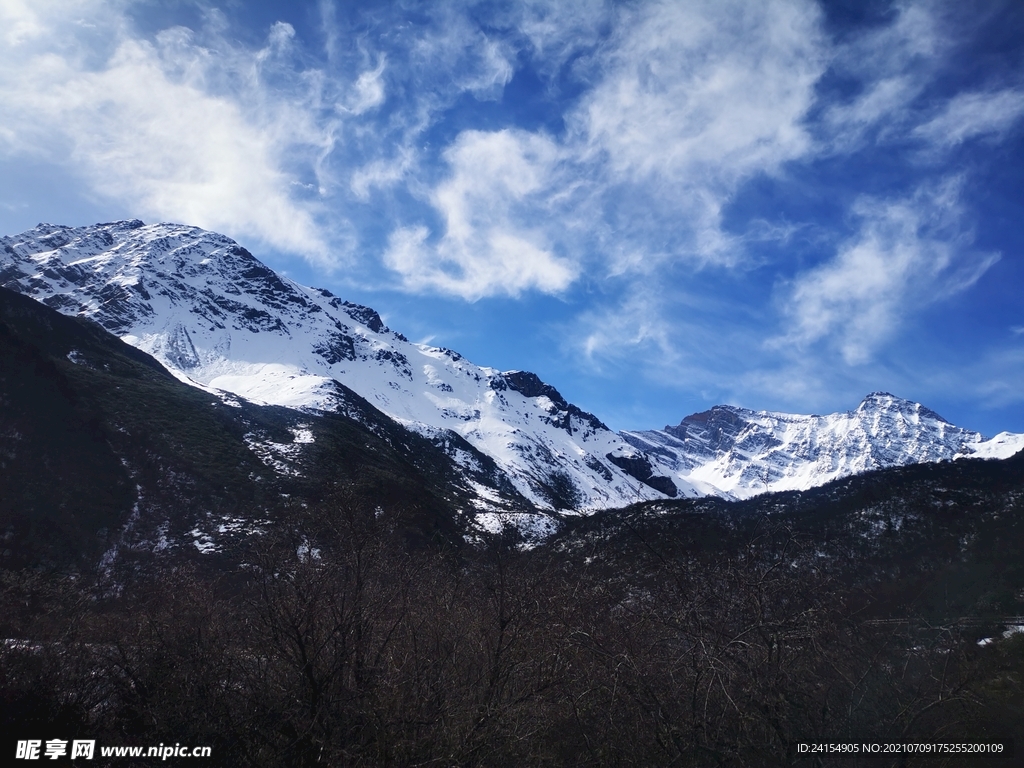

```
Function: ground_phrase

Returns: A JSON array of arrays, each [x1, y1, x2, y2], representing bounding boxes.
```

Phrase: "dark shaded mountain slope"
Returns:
[[3, 438, 1023, 766], [0, 287, 468, 572], [550, 448, 1024, 623]]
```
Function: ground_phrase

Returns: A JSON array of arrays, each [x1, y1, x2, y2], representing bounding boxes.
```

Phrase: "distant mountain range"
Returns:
[[3, 219, 1022, 525], [625, 392, 1024, 499]]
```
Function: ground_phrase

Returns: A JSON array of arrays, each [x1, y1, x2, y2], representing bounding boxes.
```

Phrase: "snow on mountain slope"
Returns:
[[0, 220, 686, 512], [622, 393, 1024, 499], [4, 220, 1020, 513]]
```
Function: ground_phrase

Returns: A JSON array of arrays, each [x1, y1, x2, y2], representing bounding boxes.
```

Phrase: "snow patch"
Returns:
[[189, 528, 219, 554], [474, 511, 560, 547], [978, 625, 1024, 646]]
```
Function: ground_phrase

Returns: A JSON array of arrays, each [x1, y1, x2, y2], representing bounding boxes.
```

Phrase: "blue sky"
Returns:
[[2, 0, 1023, 435]]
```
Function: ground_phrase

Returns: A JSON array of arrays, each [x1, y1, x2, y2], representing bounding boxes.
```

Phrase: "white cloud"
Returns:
[[775, 179, 1000, 364], [576, 0, 824, 251], [433, 129, 559, 239], [347, 57, 387, 115], [515, 0, 611, 72], [384, 223, 575, 301], [818, 3, 947, 151], [383, 129, 576, 299], [576, 288, 678, 368], [823, 76, 920, 148], [330, 4, 537, 252], [0, 0, 47, 46], [350, 148, 415, 199], [833, 2, 943, 79], [579, 0, 824, 184], [383, 0, 829, 297], [0, 1, 347, 261], [913, 88, 1024, 147], [403, 9, 516, 103], [470, 37, 516, 99], [815, 4, 1024, 158]]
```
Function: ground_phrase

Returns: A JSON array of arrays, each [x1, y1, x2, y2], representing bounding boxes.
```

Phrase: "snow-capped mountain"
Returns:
[[0, 220, 685, 515], [3, 220, 1021, 515], [622, 393, 1024, 499]]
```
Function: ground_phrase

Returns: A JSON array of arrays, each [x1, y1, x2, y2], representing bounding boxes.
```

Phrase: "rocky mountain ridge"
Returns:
[[0, 221, 684, 519], [624, 393, 1024, 499], [3, 220, 1021, 512]]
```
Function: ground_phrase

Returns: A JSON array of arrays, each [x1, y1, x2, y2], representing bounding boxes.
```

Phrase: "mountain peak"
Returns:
[[857, 391, 950, 424], [3, 220, 1021, 515], [863, 390, 897, 400], [0, 220, 678, 513], [623, 392, 1021, 499], [341, 301, 387, 333]]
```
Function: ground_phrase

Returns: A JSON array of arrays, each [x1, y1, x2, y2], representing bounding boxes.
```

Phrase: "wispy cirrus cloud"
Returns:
[[575, 0, 825, 193], [818, 3, 1024, 157], [346, 56, 387, 115], [0, 0, 524, 266], [774, 178, 999, 364], [369, 0, 1019, 432], [383, 129, 576, 299], [819, 3, 945, 150], [0, 1, 339, 260], [913, 88, 1024, 147], [574, 0, 827, 268], [381, 0, 828, 297]]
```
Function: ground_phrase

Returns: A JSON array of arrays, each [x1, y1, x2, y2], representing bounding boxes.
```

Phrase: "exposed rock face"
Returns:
[[4, 220, 1020, 512], [1, 220, 682, 513], [623, 392, 1024, 499]]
